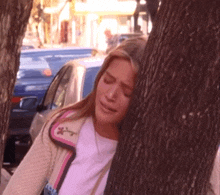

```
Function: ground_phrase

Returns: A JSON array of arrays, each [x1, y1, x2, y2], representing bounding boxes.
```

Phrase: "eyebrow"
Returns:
[[105, 71, 133, 91]]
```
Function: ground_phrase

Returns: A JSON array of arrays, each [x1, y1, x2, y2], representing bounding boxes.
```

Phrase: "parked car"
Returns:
[[9, 55, 54, 134], [4, 47, 98, 164], [4, 55, 53, 164], [21, 47, 98, 75]]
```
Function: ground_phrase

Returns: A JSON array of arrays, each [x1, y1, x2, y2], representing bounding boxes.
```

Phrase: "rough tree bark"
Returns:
[[146, 0, 160, 23], [0, 0, 33, 182], [105, 0, 220, 194]]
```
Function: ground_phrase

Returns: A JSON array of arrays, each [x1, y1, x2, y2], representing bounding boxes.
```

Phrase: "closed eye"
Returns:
[[104, 71, 134, 97], [103, 72, 115, 84], [121, 82, 133, 97], [103, 77, 113, 84]]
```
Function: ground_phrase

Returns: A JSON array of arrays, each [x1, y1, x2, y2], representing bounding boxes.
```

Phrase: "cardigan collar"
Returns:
[[49, 111, 87, 150]]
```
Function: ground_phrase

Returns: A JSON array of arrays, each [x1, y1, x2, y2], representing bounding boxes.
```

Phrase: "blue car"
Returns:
[[20, 47, 98, 75], [5, 55, 53, 164], [10, 55, 54, 134]]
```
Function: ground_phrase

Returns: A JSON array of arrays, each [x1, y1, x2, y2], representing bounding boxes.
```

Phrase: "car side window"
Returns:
[[43, 66, 72, 110], [83, 67, 100, 98]]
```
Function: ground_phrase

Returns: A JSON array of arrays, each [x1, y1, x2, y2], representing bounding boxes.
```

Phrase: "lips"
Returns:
[[99, 101, 117, 113]]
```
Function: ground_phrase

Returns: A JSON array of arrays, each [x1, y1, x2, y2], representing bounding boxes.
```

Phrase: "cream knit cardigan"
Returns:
[[4, 111, 86, 195]]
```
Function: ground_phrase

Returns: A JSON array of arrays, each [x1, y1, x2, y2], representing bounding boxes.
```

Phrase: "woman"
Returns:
[[4, 36, 147, 195]]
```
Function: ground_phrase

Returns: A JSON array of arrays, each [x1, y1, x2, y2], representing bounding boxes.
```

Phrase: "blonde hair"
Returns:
[[51, 36, 147, 124]]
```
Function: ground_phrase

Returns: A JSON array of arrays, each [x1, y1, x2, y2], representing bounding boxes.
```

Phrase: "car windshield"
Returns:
[[82, 66, 100, 98]]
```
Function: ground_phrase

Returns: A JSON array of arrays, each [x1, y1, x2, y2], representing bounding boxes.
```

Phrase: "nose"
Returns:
[[105, 85, 118, 101]]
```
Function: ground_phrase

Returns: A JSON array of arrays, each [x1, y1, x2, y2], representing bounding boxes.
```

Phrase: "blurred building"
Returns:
[[26, 0, 152, 50]]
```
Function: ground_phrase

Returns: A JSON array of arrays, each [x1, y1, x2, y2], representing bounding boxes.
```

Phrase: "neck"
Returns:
[[92, 117, 119, 141]]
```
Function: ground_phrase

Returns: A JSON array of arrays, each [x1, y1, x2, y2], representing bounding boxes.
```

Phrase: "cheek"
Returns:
[[96, 82, 104, 97], [95, 80, 107, 103]]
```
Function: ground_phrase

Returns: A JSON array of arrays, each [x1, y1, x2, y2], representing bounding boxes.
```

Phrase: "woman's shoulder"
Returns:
[[60, 110, 76, 118], [53, 109, 76, 120], [48, 109, 79, 126]]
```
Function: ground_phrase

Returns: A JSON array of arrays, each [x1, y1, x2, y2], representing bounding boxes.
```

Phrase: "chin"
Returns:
[[95, 110, 118, 125]]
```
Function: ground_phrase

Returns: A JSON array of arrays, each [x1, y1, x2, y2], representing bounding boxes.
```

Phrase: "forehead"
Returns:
[[105, 58, 135, 85]]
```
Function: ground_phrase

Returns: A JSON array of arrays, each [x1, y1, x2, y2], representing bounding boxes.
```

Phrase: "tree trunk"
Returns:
[[105, 0, 220, 194], [146, 0, 160, 23], [0, 0, 33, 183]]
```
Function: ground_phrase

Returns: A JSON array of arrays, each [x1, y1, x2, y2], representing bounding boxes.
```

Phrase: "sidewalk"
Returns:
[[0, 169, 12, 194]]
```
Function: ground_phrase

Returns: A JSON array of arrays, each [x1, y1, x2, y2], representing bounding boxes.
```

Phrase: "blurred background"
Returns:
[[24, 0, 153, 51]]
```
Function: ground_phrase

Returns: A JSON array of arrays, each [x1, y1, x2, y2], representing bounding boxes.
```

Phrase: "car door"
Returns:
[[29, 65, 73, 140]]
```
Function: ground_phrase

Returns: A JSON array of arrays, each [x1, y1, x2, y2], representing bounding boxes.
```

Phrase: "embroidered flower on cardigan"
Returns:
[[57, 127, 77, 136]]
